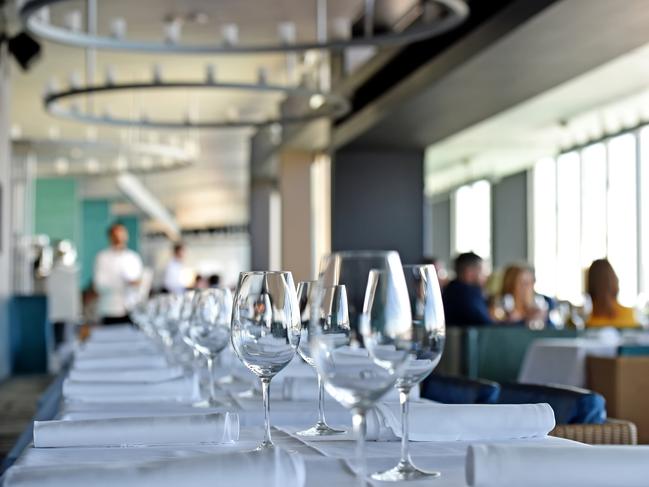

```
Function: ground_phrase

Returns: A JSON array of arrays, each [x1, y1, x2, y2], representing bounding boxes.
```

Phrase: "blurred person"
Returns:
[[586, 259, 638, 328], [194, 274, 208, 290], [163, 242, 186, 295], [93, 223, 143, 325], [442, 252, 492, 326], [499, 264, 548, 326], [208, 274, 221, 288], [422, 256, 449, 289]]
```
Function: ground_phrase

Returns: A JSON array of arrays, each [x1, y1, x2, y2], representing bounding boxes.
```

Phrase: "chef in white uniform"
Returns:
[[93, 223, 143, 325]]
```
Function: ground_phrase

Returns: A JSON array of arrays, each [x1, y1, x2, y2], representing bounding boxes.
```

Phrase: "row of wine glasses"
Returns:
[[131, 250, 445, 483]]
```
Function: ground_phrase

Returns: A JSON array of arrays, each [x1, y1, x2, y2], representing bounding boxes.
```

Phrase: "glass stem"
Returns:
[[207, 356, 217, 403], [352, 408, 367, 486], [261, 377, 273, 447], [399, 387, 412, 466], [317, 373, 327, 425]]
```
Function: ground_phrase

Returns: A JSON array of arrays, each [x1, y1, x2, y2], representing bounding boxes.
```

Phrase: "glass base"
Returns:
[[371, 460, 441, 482], [192, 398, 227, 408], [217, 374, 236, 385], [255, 439, 275, 451], [237, 387, 262, 398], [296, 421, 346, 437]]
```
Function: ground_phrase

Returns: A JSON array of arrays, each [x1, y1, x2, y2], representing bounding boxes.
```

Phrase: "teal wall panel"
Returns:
[[81, 200, 111, 290], [121, 215, 140, 254], [34, 178, 80, 249]]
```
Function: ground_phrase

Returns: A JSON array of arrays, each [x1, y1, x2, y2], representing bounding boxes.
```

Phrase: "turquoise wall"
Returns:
[[80, 201, 141, 289], [80, 200, 111, 290], [34, 178, 81, 249], [33, 181, 141, 290]]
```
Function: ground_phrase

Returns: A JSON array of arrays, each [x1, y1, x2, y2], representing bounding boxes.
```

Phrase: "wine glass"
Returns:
[[231, 271, 300, 450], [296, 281, 346, 437], [371, 264, 446, 481], [310, 251, 412, 482], [188, 288, 232, 407]]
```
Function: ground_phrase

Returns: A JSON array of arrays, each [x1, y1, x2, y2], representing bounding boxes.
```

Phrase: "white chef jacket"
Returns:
[[93, 247, 143, 318], [163, 258, 186, 295]]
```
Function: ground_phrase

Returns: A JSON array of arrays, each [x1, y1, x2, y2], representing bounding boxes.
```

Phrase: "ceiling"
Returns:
[[7, 0, 388, 230], [338, 0, 649, 151]]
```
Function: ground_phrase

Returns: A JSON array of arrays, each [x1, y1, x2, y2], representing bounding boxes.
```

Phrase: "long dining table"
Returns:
[[0, 325, 620, 487]]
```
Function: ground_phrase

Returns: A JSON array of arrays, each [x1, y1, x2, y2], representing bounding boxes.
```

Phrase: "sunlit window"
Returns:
[[556, 151, 583, 304], [607, 134, 638, 306], [533, 158, 557, 297], [640, 128, 649, 296], [580, 143, 608, 267], [453, 180, 491, 261]]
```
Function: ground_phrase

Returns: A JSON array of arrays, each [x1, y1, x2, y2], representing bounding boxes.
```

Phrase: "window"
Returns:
[[533, 131, 645, 306], [607, 134, 638, 306], [533, 158, 557, 297], [453, 180, 491, 260], [640, 128, 649, 296], [556, 152, 582, 304], [580, 143, 607, 267]]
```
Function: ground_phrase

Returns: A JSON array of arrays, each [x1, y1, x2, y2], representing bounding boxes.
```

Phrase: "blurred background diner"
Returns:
[[2, 0, 649, 482]]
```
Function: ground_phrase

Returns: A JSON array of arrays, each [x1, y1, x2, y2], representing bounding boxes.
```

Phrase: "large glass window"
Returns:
[[453, 180, 491, 260], [580, 143, 608, 267], [607, 134, 638, 306], [533, 158, 557, 297], [641, 128, 649, 296], [556, 152, 583, 304]]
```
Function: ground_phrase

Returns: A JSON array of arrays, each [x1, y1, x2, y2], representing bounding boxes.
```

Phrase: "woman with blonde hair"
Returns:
[[499, 263, 547, 325], [586, 259, 637, 327]]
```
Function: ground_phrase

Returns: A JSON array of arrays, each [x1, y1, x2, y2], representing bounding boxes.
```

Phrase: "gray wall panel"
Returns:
[[492, 171, 528, 268], [332, 149, 424, 265]]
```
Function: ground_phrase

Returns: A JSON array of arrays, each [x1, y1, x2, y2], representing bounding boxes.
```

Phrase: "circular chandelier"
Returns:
[[13, 136, 196, 176], [43, 70, 350, 129], [20, 0, 469, 54]]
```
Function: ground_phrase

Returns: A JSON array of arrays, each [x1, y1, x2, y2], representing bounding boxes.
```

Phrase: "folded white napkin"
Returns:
[[75, 341, 157, 360], [68, 366, 184, 383], [281, 377, 419, 402], [4, 448, 305, 487], [33, 412, 238, 448], [88, 325, 140, 342], [73, 354, 168, 371], [366, 402, 555, 442], [466, 444, 649, 487], [62, 376, 199, 403]]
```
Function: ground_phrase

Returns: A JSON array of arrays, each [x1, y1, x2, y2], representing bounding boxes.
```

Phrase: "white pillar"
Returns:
[[0, 43, 13, 379]]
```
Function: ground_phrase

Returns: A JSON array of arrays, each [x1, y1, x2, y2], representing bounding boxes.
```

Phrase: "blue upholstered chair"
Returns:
[[420, 373, 500, 404], [498, 382, 606, 424]]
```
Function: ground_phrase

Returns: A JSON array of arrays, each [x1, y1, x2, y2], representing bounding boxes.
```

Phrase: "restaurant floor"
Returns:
[[0, 375, 52, 463]]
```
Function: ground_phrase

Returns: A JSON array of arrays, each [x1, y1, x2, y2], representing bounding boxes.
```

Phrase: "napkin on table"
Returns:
[[4, 448, 305, 487], [72, 354, 168, 371], [366, 402, 555, 442], [466, 444, 649, 487], [67, 366, 184, 383], [33, 412, 238, 448], [62, 376, 199, 403]]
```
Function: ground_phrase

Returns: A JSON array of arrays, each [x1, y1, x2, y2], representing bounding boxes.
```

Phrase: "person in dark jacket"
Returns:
[[442, 252, 492, 326]]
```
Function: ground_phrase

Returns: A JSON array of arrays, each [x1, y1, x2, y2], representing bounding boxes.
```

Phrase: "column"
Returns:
[[279, 151, 330, 282], [331, 147, 424, 265], [0, 44, 12, 378]]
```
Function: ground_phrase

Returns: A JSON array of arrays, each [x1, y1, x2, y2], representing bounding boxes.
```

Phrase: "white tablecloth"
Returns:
[[3, 330, 582, 487], [518, 338, 618, 388]]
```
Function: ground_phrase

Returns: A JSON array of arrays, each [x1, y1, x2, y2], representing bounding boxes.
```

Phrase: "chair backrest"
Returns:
[[421, 373, 500, 404], [498, 382, 606, 424]]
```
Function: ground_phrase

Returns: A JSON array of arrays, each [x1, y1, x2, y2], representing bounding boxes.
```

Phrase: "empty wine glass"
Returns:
[[371, 264, 446, 482], [231, 271, 300, 450], [296, 281, 346, 437], [189, 288, 232, 407], [310, 251, 412, 482]]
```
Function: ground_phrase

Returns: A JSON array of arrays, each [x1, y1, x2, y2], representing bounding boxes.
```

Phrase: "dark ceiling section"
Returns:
[[337, 0, 516, 127], [333, 0, 561, 150]]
